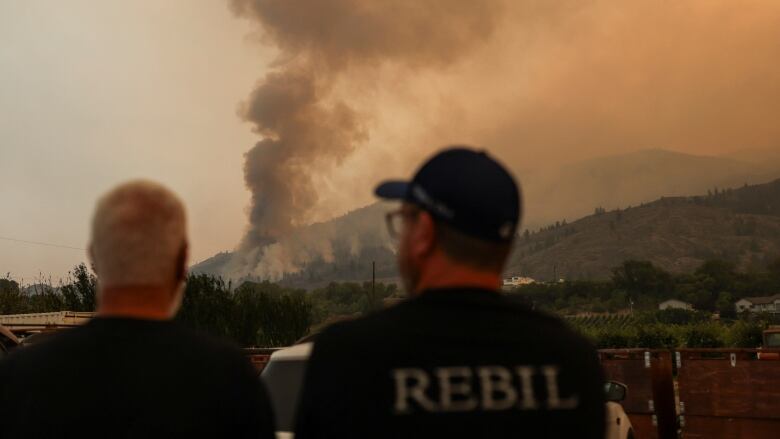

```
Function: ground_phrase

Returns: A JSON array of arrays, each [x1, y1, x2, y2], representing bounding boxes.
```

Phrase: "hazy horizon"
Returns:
[[2, 1, 780, 281]]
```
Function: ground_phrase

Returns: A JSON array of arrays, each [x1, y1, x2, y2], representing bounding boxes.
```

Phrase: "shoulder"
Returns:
[[314, 303, 411, 347], [512, 305, 599, 353], [0, 325, 94, 389], [167, 322, 249, 363], [305, 306, 411, 366], [1, 325, 90, 365], [172, 322, 240, 350]]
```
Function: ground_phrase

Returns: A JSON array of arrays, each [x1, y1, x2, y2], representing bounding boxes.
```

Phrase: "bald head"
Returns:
[[90, 180, 188, 289]]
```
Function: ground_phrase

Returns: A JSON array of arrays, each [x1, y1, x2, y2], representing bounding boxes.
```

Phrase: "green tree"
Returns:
[[0, 278, 25, 314], [655, 309, 707, 325], [716, 291, 736, 319], [26, 284, 64, 313], [769, 257, 780, 284], [695, 260, 736, 294], [232, 281, 314, 347], [611, 260, 674, 297], [255, 291, 313, 347], [231, 284, 266, 346], [59, 264, 97, 311], [726, 320, 765, 347], [177, 274, 235, 339], [680, 322, 725, 348]]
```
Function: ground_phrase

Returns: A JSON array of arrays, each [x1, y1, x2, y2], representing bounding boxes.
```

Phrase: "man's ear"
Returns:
[[414, 211, 437, 256], [175, 242, 189, 284]]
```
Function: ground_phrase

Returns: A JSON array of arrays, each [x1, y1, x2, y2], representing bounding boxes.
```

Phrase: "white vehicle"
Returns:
[[604, 381, 634, 439], [261, 343, 312, 439], [262, 343, 634, 439]]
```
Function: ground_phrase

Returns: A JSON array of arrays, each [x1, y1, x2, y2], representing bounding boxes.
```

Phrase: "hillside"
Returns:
[[192, 202, 398, 287], [506, 179, 780, 280], [191, 149, 780, 287], [520, 149, 778, 230]]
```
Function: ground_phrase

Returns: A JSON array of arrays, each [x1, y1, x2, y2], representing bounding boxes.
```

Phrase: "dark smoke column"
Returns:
[[229, 0, 503, 276], [240, 69, 365, 249]]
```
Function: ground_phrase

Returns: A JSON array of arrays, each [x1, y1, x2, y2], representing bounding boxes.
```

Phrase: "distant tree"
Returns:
[[59, 264, 97, 311], [769, 257, 780, 282], [0, 278, 25, 314], [611, 260, 674, 297], [231, 283, 267, 346], [255, 291, 313, 346], [26, 283, 64, 313], [233, 281, 313, 347], [727, 319, 765, 347], [716, 291, 737, 319], [655, 309, 708, 325], [681, 322, 725, 348], [695, 259, 737, 296], [178, 274, 235, 339]]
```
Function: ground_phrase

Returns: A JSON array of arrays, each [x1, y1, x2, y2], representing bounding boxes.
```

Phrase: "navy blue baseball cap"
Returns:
[[375, 146, 522, 243]]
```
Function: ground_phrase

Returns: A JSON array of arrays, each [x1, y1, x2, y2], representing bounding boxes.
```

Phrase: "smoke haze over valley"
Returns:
[[217, 0, 780, 281], [3, 1, 780, 281]]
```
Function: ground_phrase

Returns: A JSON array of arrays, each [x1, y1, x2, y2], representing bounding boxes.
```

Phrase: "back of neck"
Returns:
[[414, 263, 501, 295], [97, 285, 174, 321]]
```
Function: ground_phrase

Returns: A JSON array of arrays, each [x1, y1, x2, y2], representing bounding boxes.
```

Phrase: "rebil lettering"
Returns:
[[391, 365, 579, 415]]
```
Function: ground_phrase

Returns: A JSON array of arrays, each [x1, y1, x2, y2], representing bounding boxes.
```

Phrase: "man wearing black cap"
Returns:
[[294, 147, 605, 438]]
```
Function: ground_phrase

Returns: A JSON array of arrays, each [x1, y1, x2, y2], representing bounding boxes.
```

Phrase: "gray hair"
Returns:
[[90, 180, 187, 288]]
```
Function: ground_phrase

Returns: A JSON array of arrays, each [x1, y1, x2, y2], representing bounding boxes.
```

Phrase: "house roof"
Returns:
[[741, 294, 780, 305]]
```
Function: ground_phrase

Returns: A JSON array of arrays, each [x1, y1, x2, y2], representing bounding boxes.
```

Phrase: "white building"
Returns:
[[658, 299, 693, 311], [735, 294, 780, 314], [502, 276, 536, 288]]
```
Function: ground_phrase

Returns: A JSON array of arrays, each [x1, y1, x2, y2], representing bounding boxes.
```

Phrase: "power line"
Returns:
[[0, 236, 85, 251]]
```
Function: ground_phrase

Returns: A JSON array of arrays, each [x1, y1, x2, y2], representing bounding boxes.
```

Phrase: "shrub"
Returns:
[[635, 323, 678, 348], [680, 322, 725, 348], [725, 320, 765, 348], [654, 309, 708, 325]]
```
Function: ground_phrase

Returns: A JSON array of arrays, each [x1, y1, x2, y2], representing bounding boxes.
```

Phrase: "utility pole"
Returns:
[[372, 261, 376, 309]]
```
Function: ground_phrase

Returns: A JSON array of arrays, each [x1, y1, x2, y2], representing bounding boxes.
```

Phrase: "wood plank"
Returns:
[[682, 416, 780, 439], [677, 352, 780, 419]]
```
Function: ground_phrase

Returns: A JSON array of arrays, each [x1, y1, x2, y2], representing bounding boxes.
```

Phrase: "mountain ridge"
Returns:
[[192, 149, 780, 287]]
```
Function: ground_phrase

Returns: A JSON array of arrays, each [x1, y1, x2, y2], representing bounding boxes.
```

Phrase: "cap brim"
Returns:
[[374, 181, 409, 200]]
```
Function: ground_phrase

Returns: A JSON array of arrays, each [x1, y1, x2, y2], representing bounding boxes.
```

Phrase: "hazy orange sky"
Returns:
[[2, 0, 779, 281], [1, 1, 267, 280]]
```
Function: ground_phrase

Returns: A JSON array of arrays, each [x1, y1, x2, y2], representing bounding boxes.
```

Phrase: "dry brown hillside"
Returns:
[[507, 179, 780, 281], [194, 178, 780, 287]]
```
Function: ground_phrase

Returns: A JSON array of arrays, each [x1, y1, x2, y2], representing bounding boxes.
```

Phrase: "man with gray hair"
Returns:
[[0, 180, 275, 438]]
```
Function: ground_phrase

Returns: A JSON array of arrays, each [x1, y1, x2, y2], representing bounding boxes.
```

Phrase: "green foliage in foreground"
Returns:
[[178, 276, 313, 347], [1, 267, 397, 348], [0, 264, 96, 314], [567, 310, 772, 349], [5, 257, 776, 349]]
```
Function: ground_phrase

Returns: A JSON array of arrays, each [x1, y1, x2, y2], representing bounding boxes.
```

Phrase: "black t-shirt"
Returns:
[[0, 318, 275, 439], [295, 288, 605, 439]]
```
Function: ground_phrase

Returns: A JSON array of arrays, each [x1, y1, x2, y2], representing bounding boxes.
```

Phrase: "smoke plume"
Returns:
[[226, 0, 780, 279], [227, 0, 504, 278]]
